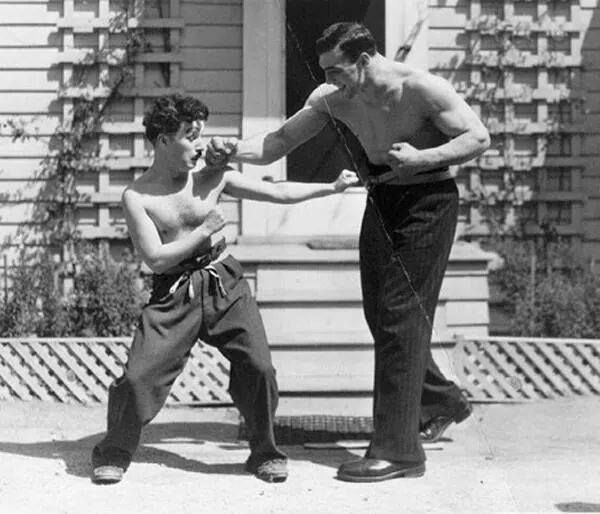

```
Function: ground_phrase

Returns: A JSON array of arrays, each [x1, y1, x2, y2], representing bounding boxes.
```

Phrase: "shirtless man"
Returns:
[[207, 23, 490, 482], [91, 94, 358, 485]]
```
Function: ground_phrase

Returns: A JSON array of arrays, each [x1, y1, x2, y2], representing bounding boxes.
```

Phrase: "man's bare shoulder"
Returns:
[[403, 68, 456, 99], [121, 172, 157, 205], [306, 83, 346, 111]]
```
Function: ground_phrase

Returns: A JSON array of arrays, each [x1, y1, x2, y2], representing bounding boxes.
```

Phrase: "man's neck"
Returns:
[[146, 159, 189, 189], [357, 56, 406, 106]]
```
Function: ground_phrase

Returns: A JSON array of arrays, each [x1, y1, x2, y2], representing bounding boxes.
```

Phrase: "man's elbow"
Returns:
[[261, 133, 291, 164], [475, 128, 491, 152], [145, 259, 165, 274], [143, 253, 169, 274]]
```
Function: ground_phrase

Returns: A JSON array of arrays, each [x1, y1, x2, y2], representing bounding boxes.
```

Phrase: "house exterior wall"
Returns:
[[428, 0, 600, 264], [0, 0, 244, 261], [0, 0, 503, 411]]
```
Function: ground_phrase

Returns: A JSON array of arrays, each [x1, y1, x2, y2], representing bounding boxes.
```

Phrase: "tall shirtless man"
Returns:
[[91, 94, 357, 485], [207, 23, 490, 482]]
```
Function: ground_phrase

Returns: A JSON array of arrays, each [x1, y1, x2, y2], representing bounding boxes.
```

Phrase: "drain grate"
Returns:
[[239, 415, 373, 445]]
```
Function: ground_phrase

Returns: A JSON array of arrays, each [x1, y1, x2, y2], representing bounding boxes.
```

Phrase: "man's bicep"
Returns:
[[271, 107, 329, 152], [421, 76, 485, 137], [433, 101, 485, 138]]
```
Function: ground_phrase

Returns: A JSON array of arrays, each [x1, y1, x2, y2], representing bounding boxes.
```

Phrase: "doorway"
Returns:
[[285, 0, 386, 183]]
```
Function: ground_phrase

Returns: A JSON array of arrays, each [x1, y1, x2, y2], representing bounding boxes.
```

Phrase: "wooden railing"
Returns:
[[0, 336, 599, 405]]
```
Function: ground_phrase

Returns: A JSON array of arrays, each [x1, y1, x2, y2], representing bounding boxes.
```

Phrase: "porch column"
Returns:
[[241, 0, 286, 236]]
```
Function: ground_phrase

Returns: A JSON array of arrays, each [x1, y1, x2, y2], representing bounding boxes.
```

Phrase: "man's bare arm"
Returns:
[[377, 74, 490, 182], [236, 106, 329, 165], [122, 189, 225, 274], [207, 91, 331, 166], [223, 168, 358, 203], [416, 74, 490, 166]]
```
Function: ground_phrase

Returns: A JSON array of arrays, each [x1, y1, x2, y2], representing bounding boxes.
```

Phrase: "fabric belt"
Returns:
[[366, 161, 451, 186], [155, 237, 227, 300]]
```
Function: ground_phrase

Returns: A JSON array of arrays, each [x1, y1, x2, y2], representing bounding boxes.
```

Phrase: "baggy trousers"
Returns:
[[94, 255, 286, 464], [360, 179, 465, 463]]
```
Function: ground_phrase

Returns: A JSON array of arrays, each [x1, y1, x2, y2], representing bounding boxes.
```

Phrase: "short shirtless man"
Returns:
[[207, 23, 490, 482], [91, 94, 358, 485]]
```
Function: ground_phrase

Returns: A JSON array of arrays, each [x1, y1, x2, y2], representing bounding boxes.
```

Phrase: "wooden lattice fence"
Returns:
[[0, 338, 230, 405], [1, 336, 599, 405], [455, 336, 600, 401]]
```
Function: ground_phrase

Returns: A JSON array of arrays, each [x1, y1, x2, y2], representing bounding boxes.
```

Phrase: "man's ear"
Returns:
[[156, 134, 169, 147]]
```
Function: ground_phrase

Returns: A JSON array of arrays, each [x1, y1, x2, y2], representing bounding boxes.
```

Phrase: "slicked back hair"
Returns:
[[143, 94, 209, 144], [315, 22, 377, 62]]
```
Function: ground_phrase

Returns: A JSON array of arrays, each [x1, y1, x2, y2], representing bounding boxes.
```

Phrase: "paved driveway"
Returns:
[[0, 398, 599, 513]]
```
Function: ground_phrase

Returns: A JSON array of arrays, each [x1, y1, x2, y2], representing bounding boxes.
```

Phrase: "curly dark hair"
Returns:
[[315, 22, 377, 62], [143, 94, 209, 144]]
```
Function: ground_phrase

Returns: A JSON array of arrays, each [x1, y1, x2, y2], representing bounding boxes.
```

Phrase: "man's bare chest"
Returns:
[[144, 182, 220, 236], [333, 102, 427, 156]]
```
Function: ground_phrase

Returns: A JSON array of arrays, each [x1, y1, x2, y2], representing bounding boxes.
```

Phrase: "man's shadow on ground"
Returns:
[[0, 421, 356, 480]]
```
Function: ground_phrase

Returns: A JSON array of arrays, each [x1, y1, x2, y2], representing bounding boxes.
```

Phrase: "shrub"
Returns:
[[67, 245, 145, 337], [487, 238, 600, 338], [0, 244, 147, 337]]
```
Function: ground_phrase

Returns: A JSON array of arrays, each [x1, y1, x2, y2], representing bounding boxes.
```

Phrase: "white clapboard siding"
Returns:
[[181, 49, 242, 70], [0, 26, 61, 47], [180, 3, 242, 25], [0, 3, 61, 25], [181, 70, 242, 92], [183, 26, 242, 48]]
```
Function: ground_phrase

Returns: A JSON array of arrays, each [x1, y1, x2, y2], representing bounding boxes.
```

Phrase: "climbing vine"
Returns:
[[0, 2, 160, 335]]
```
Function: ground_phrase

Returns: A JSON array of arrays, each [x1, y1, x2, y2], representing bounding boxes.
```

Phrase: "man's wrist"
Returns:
[[417, 148, 443, 171]]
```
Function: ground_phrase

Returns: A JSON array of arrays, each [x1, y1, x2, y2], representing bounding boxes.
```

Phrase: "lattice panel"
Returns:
[[455, 337, 600, 401], [57, 0, 184, 242], [461, 0, 585, 238], [0, 338, 231, 405]]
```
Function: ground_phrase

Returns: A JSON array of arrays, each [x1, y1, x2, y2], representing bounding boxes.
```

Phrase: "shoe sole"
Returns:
[[92, 467, 123, 485], [337, 464, 425, 483], [256, 473, 288, 483]]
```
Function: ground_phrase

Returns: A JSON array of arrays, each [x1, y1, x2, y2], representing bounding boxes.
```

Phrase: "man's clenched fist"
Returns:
[[205, 136, 239, 166]]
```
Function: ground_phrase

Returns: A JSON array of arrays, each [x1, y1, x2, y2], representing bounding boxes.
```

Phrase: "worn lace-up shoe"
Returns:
[[245, 457, 288, 483], [91, 446, 131, 485]]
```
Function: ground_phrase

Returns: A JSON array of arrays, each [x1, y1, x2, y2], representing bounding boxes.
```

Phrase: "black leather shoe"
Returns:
[[91, 446, 131, 485], [337, 458, 425, 482], [420, 402, 473, 443]]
